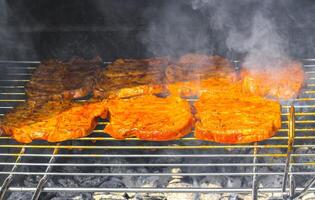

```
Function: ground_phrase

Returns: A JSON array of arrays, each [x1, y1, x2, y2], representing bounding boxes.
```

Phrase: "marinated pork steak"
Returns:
[[240, 60, 304, 100], [26, 57, 102, 101], [0, 100, 107, 143], [167, 78, 244, 98], [93, 58, 168, 99], [104, 95, 193, 141], [194, 92, 281, 144], [166, 54, 237, 97]]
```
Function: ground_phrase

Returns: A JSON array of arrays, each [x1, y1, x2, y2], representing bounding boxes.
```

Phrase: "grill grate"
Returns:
[[0, 60, 315, 199]]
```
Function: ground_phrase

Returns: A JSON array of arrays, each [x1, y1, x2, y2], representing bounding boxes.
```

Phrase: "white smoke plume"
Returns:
[[0, 0, 36, 60], [140, 1, 212, 57], [192, 0, 290, 68], [227, 12, 289, 68], [142, 0, 291, 67]]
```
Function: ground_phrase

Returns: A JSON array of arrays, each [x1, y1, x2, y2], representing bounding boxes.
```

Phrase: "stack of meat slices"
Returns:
[[104, 95, 193, 141], [166, 54, 238, 97], [240, 60, 304, 100], [92, 57, 195, 141], [93, 58, 168, 99], [26, 57, 102, 101], [0, 57, 108, 143]]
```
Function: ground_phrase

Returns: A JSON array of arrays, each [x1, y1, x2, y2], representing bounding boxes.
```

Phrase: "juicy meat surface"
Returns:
[[167, 78, 243, 98], [194, 92, 281, 144], [166, 54, 237, 97], [26, 57, 102, 101], [0, 100, 107, 143], [93, 58, 168, 99], [104, 95, 193, 141], [240, 60, 304, 100]]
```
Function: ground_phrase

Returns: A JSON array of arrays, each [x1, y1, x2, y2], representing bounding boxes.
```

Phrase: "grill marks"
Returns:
[[99, 54, 281, 143], [0, 57, 108, 143], [166, 54, 238, 97], [1, 54, 302, 143], [240, 60, 304, 100], [26, 57, 102, 101], [93, 58, 168, 99], [166, 54, 236, 82]]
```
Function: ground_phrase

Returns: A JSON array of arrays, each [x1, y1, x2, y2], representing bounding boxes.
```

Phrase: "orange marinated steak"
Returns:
[[194, 92, 281, 144], [166, 54, 237, 97], [240, 60, 304, 100], [0, 100, 107, 143], [26, 57, 102, 101], [104, 95, 193, 141], [93, 58, 168, 99], [167, 78, 244, 98]]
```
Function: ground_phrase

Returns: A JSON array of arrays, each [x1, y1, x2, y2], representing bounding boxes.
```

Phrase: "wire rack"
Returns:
[[0, 59, 315, 199]]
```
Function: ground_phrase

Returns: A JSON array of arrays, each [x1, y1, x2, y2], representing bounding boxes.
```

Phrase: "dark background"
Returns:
[[1, 0, 315, 61]]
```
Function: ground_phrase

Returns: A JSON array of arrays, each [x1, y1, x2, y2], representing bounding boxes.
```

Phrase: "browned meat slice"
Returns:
[[0, 100, 107, 143], [240, 60, 304, 100], [26, 57, 102, 101], [104, 95, 193, 141], [166, 54, 237, 97], [194, 92, 281, 144], [167, 78, 244, 98], [93, 58, 168, 99]]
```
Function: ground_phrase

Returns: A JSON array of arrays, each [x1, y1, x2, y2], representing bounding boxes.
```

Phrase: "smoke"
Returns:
[[227, 12, 289, 68], [0, 0, 36, 60], [140, 1, 212, 57], [142, 0, 295, 66], [193, 0, 291, 67]]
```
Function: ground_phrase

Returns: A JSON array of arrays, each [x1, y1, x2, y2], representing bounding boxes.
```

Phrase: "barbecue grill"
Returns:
[[1, 0, 315, 199], [0, 59, 315, 200]]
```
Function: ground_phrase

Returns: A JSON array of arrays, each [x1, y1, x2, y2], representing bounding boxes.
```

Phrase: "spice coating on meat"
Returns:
[[240, 60, 304, 100], [166, 54, 237, 97], [104, 95, 193, 141], [0, 100, 107, 143], [167, 78, 244, 98], [26, 57, 102, 101], [93, 58, 168, 99], [194, 92, 281, 144]]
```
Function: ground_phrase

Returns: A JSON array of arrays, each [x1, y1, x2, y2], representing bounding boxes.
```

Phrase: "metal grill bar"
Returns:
[[0, 147, 24, 199], [251, 143, 258, 199], [31, 145, 59, 200], [2, 135, 315, 140], [282, 105, 296, 198], [0, 163, 308, 167], [2, 172, 315, 176], [2, 187, 315, 193], [0, 59, 315, 198], [293, 178, 315, 199], [0, 144, 298, 149], [0, 153, 312, 158]]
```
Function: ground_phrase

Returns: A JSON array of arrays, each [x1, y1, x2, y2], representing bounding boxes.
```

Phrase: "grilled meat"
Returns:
[[93, 58, 168, 99], [194, 92, 281, 144], [104, 95, 193, 141], [26, 57, 102, 101], [166, 54, 237, 97], [0, 100, 107, 143], [240, 60, 304, 100], [167, 78, 244, 98]]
